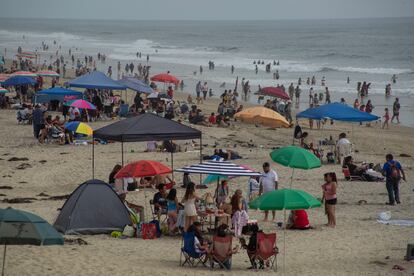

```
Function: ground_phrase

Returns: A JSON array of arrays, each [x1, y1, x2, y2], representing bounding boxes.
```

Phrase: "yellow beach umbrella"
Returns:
[[235, 106, 290, 128], [64, 121, 93, 136]]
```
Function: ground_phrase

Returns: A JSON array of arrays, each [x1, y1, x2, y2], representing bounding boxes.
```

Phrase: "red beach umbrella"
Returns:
[[37, 70, 59, 77], [150, 73, 180, 85], [115, 160, 172, 178], [0, 74, 10, 83], [261, 87, 290, 100]]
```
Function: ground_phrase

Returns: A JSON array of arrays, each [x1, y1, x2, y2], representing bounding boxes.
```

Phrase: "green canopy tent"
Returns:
[[0, 207, 64, 276], [270, 146, 321, 188], [249, 189, 321, 272]]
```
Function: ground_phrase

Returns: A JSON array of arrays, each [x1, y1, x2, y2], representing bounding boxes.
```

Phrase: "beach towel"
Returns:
[[377, 219, 414, 227]]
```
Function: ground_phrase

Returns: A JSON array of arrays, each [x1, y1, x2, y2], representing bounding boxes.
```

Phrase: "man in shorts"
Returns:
[[391, 98, 400, 123], [259, 162, 278, 221]]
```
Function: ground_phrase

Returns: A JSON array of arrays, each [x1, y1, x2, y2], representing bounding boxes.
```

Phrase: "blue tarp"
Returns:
[[296, 102, 380, 122], [35, 87, 83, 103], [66, 71, 127, 90], [117, 77, 153, 94], [3, 76, 37, 86]]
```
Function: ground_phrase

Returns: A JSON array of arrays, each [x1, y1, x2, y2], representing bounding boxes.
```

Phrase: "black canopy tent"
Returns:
[[92, 113, 202, 179]]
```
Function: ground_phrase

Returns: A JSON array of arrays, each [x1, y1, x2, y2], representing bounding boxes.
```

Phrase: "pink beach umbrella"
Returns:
[[37, 70, 59, 77], [11, 71, 37, 77], [66, 99, 96, 110]]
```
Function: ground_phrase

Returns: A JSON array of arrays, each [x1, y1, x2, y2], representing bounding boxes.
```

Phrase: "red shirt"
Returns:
[[209, 115, 216, 124], [293, 210, 310, 229]]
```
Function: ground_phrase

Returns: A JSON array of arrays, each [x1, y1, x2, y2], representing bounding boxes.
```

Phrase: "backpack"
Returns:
[[389, 162, 401, 181]]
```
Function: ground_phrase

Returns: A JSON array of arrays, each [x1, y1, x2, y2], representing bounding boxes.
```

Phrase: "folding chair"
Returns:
[[342, 166, 363, 181], [255, 232, 278, 271], [149, 199, 167, 223], [179, 232, 208, 267], [209, 235, 233, 270]]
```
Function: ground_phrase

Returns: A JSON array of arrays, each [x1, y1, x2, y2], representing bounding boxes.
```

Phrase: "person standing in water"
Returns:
[[391, 98, 401, 124], [391, 74, 397, 84]]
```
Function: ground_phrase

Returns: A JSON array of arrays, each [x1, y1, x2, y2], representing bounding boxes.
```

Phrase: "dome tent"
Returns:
[[54, 179, 131, 234]]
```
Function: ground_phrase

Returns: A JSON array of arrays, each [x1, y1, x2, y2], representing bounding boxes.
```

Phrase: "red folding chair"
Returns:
[[255, 232, 278, 271], [342, 166, 363, 181], [209, 235, 233, 270]]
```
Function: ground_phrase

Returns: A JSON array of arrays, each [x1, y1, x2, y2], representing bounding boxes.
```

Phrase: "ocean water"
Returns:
[[1, 17, 414, 124]]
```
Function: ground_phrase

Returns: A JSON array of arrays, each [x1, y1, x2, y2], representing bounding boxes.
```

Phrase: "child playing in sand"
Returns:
[[382, 108, 390, 129]]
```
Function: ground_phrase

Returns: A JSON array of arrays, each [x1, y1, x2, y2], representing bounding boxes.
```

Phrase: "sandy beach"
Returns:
[[0, 74, 413, 275]]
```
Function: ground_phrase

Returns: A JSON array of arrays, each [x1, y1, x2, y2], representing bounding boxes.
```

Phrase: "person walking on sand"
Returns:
[[195, 81, 201, 99], [259, 162, 278, 221], [202, 82, 208, 101], [325, 87, 331, 103], [382, 154, 406, 205], [391, 98, 400, 124], [322, 172, 337, 228], [295, 85, 301, 105]]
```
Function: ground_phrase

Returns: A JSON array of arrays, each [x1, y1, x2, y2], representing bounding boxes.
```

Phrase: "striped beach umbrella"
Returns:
[[37, 70, 59, 77], [0, 87, 8, 93], [175, 160, 262, 177], [0, 74, 10, 83], [64, 121, 93, 136], [11, 71, 37, 77]]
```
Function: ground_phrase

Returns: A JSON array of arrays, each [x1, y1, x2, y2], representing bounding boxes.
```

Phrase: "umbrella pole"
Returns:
[[283, 209, 287, 274], [199, 136, 202, 186], [92, 137, 95, 179], [290, 168, 295, 189], [170, 140, 174, 181], [121, 141, 124, 166], [2, 243, 6, 276]]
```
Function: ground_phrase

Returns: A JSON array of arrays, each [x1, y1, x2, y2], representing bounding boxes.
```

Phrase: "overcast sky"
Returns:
[[1, 0, 414, 20]]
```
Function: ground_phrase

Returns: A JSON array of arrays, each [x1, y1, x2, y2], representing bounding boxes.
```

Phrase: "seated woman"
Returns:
[[286, 210, 311, 230], [300, 132, 310, 149], [343, 156, 366, 177], [212, 224, 239, 270]]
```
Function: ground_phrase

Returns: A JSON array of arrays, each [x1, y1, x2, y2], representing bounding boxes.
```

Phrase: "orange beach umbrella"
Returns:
[[235, 106, 290, 128]]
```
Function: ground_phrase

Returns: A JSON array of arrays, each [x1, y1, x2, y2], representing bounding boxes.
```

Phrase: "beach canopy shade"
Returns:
[[35, 87, 83, 103], [0, 207, 64, 246], [150, 73, 180, 85], [259, 87, 290, 100], [115, 160, 172, 178], [93, 113, 201, 142], [118, 77, 154, 94], [64, 121, 93, 136], [11, 71, 37, 77], [65, 99, 96, 110], [234, 106, 290, 128], [176, 160, 262, 177], [36, 70, 59, 77], [54, 179, 131, 235], [2, 76, 37, 86], [249, 188, 321, 211], [270, 146, 321, 170], [66, 71, 127, 90], [296, 102, 379, 122]]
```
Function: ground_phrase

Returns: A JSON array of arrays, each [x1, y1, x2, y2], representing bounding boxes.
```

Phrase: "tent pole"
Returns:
[[2, 243, 6, 276], [121, 141, 124, 166], [171, 140, 174, 181], [92, 137, 95, 179], [199, 136, 202, 186]]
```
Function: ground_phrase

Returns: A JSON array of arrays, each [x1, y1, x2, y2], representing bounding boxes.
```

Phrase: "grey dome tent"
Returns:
[[54, 179, 131, 234]]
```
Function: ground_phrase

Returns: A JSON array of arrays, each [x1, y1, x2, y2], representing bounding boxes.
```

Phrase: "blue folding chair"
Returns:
[[119, 103, 129, 117], [179, 231, 207, 267]]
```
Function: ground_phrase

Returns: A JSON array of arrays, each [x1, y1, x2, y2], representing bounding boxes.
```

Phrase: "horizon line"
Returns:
[[0, 15, 413, 21]]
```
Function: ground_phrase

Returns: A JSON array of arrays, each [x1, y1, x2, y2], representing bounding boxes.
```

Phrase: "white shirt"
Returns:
[[260, 170, 278, 193], [336, 138, 350, 147], [248, 178, 260, 194]]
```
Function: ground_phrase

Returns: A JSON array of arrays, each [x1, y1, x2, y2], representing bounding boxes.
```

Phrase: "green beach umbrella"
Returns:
[[249, 189, 321, 273], [270, 146, 321, 188], [202, 174, 229, 185], [249, 188, 321, 210], [0, 207, 64, 276]]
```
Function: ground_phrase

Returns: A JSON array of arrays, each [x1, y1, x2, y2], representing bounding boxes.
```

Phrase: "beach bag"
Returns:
[[122, 225, 135, 237], [149, 220, 162, 238], [141, 223, 157, 240], [389, 162, 401, 181]]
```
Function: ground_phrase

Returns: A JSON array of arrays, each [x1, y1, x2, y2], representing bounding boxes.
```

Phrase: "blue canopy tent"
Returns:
[[2, 76, 37, 86], [35, 87, 83, 103], [66, 71, 127, 90], [296, 102, 379, 122], [117, 77, 153, 94]]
